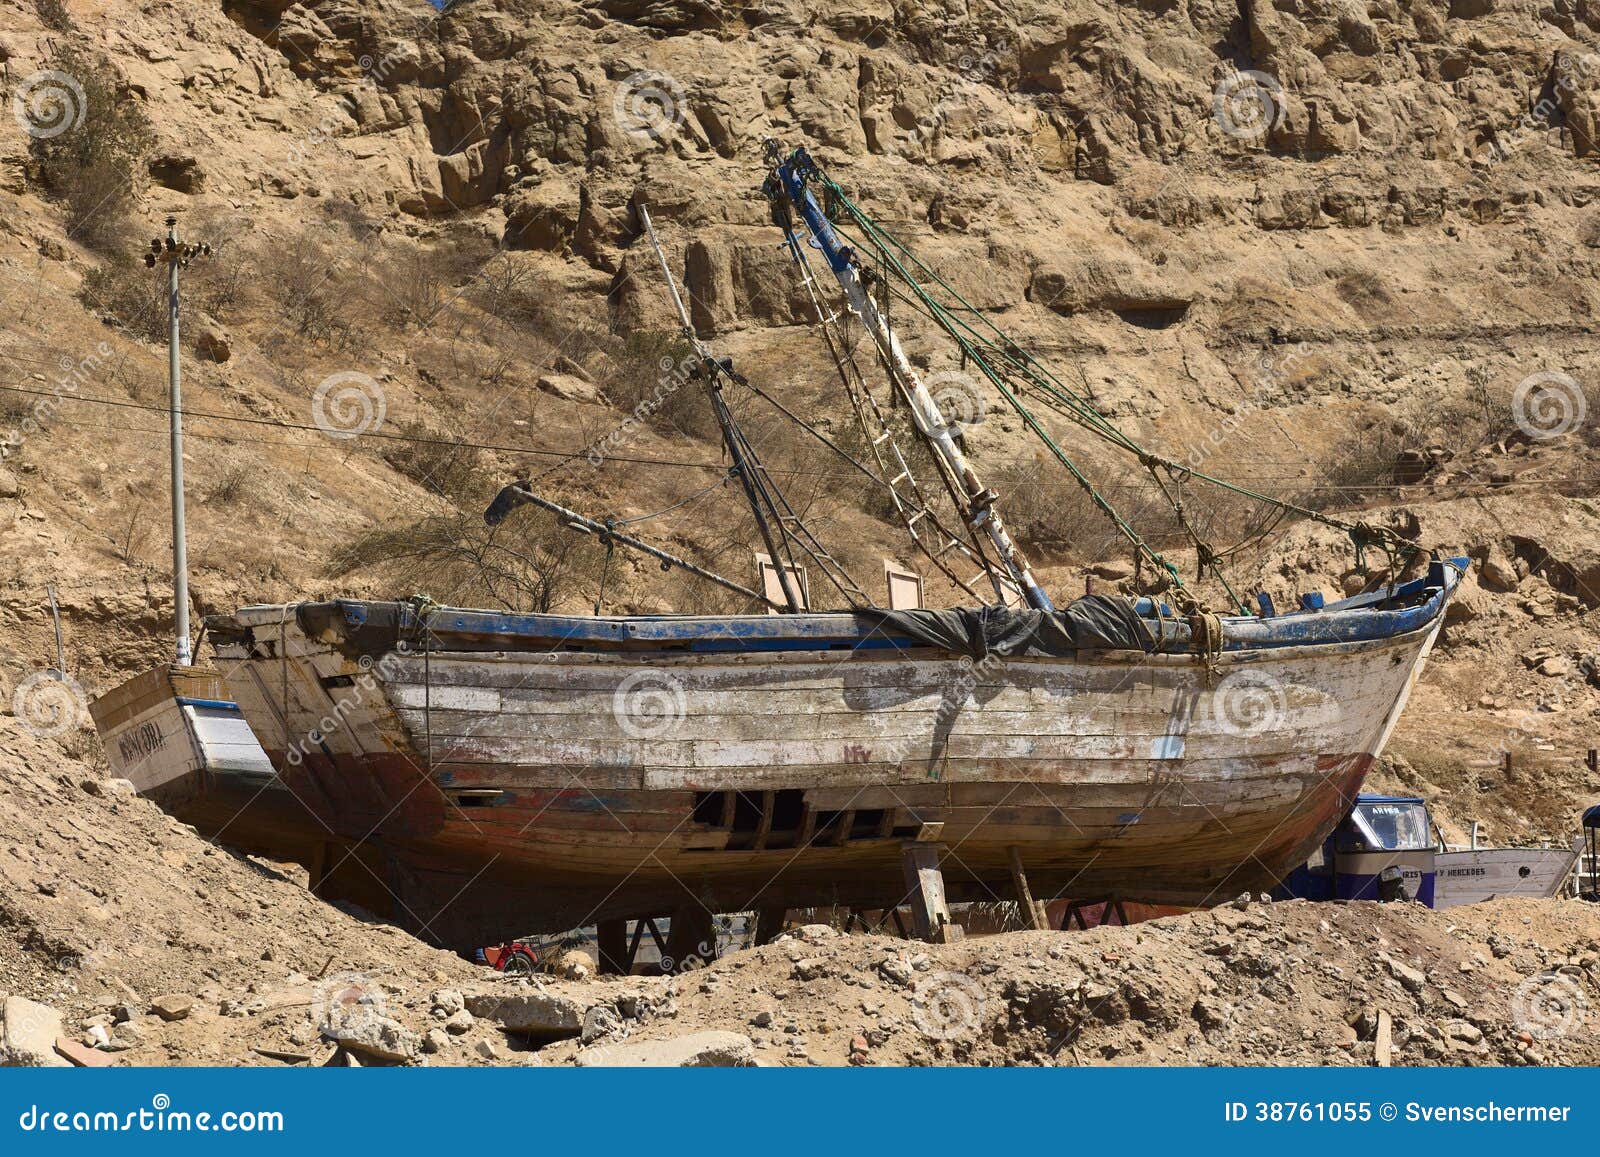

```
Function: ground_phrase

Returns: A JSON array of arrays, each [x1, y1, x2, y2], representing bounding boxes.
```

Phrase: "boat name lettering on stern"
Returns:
[[117, 720, 165, 764]]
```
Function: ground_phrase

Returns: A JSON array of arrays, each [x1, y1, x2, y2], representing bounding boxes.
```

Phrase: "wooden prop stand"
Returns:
[[1008, 845, 1051, 931], [900, 839, 963, 943]]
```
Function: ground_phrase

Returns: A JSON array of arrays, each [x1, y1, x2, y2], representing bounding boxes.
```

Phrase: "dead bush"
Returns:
[[1314, 378, 1520, 509], [989, 457, 1136, 563], [380, 420, 490, 502], [204, 465, 252, 506], [596, 330, 716, 440], [324, 508, 607, 614], [80, 256, 165, 344], [30, 44, 153, 252], [249, 228, 357, 348]]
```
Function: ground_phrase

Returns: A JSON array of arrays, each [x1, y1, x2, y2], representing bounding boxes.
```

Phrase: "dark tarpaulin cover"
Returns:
[[862, 595, 1168, 660]]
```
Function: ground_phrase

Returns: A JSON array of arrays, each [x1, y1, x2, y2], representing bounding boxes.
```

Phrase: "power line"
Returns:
[[4, 383, 1594, 496]]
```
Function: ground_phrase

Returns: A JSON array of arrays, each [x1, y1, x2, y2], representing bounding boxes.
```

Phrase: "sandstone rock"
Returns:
[[422, 1027, 450, 1054], [1, 997, 71, 1067], [877, 957, 913, 986], [53, 1036, 112, 1067], [151, 994, 194, 1022], [1089, 560, 1135, 581], [575, 1030, 756, 1067], [193, 316, 231, 363], [551, 949, 596, 981], [1480, 549, 1519, 591], [443, 1008, 474, 1035], [429, 988, 465, 1017], [504, 180, 580, 251], [148, 154, 205, 194], [1388, 960, 1426, 994], [464, 990, 583, 1038], [324, 1014, 419, 1063], [537, 373, 605, 405], [1030, 254, 1192, 319]]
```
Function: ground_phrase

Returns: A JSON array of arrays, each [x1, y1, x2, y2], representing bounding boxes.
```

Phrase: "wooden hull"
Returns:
[[191, 570, 1458, 948]]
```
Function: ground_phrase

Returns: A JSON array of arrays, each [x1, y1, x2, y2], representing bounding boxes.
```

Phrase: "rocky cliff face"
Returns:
[[0, 0, 1596, 840]]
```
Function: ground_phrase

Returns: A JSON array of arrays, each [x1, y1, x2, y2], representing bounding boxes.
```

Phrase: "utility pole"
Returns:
[[145, 217, 211, 666]]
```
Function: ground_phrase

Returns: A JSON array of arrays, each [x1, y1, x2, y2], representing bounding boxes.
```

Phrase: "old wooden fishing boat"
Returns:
[[194, 560, 1458, 949], [1435, 846, 1579, 908], [106, 146, 1465, 951]]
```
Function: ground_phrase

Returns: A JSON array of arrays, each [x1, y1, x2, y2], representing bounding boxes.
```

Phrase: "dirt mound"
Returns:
[[527, 898, 1600, 1067]]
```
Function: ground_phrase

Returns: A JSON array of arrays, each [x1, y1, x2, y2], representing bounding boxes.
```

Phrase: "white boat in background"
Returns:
[[1434, 846, 1578, 908], [89, 665, 277, 809]]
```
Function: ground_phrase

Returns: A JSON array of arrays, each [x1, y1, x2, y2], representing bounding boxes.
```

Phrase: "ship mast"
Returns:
[[763, 145, 1053, 612], [637, 203, 872, 612]]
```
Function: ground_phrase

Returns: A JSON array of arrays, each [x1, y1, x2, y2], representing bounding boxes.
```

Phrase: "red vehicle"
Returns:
[[475, 942, 538, 975]]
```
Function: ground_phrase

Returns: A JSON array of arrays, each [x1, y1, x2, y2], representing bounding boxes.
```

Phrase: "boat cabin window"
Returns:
[[1338, 800, 1430, 853]]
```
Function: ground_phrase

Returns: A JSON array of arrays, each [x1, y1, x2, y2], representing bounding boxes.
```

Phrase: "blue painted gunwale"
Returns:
[[231, 558, 1465, 659], [174, 697, 244, 711]]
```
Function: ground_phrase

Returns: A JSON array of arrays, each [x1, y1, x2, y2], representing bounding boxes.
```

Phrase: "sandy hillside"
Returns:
[[0, 0, 1597, 1065]]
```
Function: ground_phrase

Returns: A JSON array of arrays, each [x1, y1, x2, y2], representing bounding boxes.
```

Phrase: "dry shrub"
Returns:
[[1314, 378, 1519, 509], [597, 330, 716, 439], [30, 44, 153, 252], [247, 226, 359, 348], [324, 507, 607, 614], [380, 420, 490, 503], [183, 207, 257, 322], [989, 457, 1138, 563], [32, 0, 71, 31], [80, 257, 165, 344], [370, 235, 496, 331], [204, 465, 252, 507]]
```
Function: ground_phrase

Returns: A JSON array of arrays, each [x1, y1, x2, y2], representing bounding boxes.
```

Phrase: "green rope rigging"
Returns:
[[804, 166, 1429, 610]]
